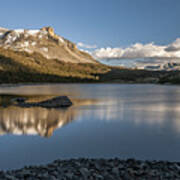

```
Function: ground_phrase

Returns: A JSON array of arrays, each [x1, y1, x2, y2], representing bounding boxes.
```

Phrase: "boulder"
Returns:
[[11, 97, 26, 103], [16, 96, 72, 108]]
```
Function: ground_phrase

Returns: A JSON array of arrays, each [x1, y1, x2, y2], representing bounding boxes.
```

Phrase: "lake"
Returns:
[[0, 83, 180, 170]]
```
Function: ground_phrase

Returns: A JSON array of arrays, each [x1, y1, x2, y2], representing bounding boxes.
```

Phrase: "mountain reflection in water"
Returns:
[[1, 84, 180, 169], [0, 95, 98, 137]]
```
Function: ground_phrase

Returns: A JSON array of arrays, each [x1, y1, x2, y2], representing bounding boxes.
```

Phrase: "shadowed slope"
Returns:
[[0, 47, 109, 83]]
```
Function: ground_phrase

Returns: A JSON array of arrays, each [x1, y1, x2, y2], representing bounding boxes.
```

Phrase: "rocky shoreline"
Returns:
[[1, 158, 180, 180]]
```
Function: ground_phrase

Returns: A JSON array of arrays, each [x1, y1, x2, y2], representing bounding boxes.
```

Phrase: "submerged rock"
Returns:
[[16, 96, 72, 108]]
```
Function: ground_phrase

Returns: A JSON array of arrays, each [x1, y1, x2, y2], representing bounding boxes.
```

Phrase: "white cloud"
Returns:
[[165, 38, 180, 52], [92, 38, 180, 60], [77, 42, 97, 49]]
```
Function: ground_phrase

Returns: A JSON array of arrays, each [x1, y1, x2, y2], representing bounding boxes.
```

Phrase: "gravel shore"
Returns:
[[1, 158, 180, 180]]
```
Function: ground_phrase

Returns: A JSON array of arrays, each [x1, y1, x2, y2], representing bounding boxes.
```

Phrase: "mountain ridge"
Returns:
[[0, 26, 179, 84], [0, 26, 97, 64], [0, 26, 111, 83]]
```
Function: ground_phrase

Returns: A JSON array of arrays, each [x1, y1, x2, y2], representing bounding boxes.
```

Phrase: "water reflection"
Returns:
[[0, 95, 98, 138], [1, 84, 180, 169], [76, 96, 180, 135], [1, 95, 180, 138], [0, 106, 76, 137]]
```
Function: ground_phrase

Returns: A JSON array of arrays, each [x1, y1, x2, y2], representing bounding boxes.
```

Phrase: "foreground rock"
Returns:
[[15, 96, 72, 108], [1, 158, 180, 179]]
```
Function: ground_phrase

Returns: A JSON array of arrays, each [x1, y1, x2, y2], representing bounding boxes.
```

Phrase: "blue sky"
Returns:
[[0, 0, 180, 66], [0, 0, 179, 47]]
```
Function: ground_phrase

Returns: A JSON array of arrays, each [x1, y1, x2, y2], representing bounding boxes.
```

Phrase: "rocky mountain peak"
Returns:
[[41, 26, 55, 36], [0, 26, 96, 63]]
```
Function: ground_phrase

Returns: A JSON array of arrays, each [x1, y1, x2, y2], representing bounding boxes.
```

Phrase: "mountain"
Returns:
[[143, 62, 180, 71], [0, 26, 96, 63], [0, 26, 109, 83], [0, 26, 178, 84]]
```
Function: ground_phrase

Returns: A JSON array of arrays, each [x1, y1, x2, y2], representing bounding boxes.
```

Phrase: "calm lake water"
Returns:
[[0, 83, 180, 170]]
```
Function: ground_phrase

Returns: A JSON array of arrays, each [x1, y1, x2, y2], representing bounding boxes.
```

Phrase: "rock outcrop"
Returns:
[[15, 96, 73, 108]]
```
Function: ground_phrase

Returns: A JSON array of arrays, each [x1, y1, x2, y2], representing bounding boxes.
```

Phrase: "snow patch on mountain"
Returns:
[[31, 42, 36, 46], [24, 41, 29, 47], [27, 29, 40, 36], [0, 33, 4, 39], [59, 37, 64, 43], [41, 47, 48, 52], [14, 29, 24, 34]]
